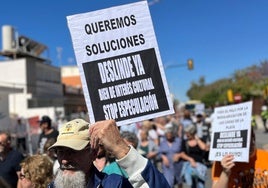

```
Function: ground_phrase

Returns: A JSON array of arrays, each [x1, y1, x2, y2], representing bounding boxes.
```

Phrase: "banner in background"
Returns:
[[209, 101, 252, 162]]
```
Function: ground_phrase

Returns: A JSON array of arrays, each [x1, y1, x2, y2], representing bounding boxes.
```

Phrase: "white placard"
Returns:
[[209, 101, 252, 162], [67, 1, 174, 126]]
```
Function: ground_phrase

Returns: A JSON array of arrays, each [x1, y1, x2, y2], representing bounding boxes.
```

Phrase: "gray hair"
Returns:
[[184, 124, 196, 135], [120, 131, 139, 149]]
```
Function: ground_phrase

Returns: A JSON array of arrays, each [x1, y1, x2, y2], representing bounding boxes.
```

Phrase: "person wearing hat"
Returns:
[[48, 118, 170, 188], [38, 116, 59, 154]]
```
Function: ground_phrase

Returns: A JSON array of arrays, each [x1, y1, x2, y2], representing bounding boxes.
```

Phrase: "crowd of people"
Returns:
[[0, 107, 268, 188]]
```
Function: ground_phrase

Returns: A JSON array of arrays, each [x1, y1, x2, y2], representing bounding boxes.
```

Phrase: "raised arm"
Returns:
[[89, 120, 170, 188], [212, 154, 235, 188]]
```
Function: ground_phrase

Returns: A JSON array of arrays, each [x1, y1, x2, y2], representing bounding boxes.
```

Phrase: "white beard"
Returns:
[[54, 170, 86, 188]]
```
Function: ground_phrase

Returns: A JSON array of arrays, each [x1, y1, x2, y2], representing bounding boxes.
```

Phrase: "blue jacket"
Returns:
[[48, 146, 170, 188]]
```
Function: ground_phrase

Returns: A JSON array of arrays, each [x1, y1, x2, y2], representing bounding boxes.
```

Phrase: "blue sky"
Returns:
[[1, 0, 268, 102]]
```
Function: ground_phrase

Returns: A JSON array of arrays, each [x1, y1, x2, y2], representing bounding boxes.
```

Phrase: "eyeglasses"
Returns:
[[19, 172, 25, 180], [56, 145, 91, 157]]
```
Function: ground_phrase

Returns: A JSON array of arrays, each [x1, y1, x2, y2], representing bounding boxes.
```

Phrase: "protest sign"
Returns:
[[209, 101, 252, 162], [67, 1, 174, 126]]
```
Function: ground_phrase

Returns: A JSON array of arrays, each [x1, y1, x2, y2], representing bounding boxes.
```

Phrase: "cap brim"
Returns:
[[38, 120, 47, 124], [48, 139, 89, 151], [37, 119, 51, 124]]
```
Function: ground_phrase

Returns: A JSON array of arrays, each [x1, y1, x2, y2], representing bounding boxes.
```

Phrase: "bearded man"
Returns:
[[48, 118, 170, 188]]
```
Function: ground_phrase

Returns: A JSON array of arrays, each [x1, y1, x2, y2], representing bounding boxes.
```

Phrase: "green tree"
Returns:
[[186, 60, 268, 107]]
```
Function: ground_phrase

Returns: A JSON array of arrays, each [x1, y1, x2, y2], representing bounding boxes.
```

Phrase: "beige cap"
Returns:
[[49, 119, 90, 151]]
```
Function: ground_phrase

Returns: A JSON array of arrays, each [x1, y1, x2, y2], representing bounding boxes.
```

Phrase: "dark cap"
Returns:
[[196, 113, 203, 118], [39, 115, 51, 124]]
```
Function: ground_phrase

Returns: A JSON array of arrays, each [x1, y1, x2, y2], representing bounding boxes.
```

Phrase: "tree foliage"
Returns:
[[186, 60, 268, 107]]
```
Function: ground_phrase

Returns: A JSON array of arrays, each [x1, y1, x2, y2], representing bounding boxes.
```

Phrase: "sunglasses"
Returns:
[[56, 145, 91, 157]]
